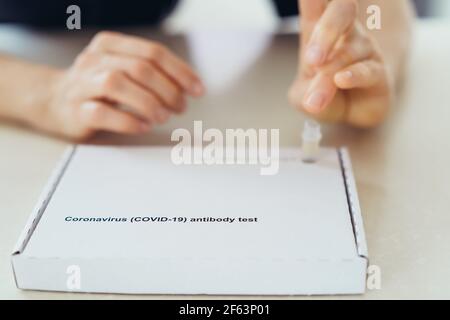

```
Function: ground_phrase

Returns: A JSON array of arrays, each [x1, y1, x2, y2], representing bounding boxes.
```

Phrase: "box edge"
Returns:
[[12, 145, 76, 256], [338, 147, 369, 260]]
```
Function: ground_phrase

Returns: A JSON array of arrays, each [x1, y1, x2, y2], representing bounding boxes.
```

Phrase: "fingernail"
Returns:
[[191, 82, 205, 96], [337, 71, 353, 81], [305, 45, 325, 66], [304, 91, 326, 113]]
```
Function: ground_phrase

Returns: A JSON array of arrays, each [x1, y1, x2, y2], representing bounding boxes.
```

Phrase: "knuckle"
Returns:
[[131, 61, 153, 79], [140, 96, 159, 120], [119, 119, 139, 133], [168, 90, 183, 107], [85, 103, 107, 123], [89, 31, 117, 50], [94, 31, 115, 43], [147, 43, 166, 61], [100, 71, 123, 91], [144, 97, 157, 111], [74, 51, 97, 68]]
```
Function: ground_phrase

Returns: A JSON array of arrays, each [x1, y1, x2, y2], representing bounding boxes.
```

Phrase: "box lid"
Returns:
[[14, 146, 367, 263]]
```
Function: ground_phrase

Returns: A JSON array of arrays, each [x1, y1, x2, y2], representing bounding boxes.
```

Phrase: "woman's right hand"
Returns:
[[38, 31, 205, 140]]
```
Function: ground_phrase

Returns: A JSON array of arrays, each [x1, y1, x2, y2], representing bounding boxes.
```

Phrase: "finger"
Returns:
[[289, 74, 347, 123], [89, 70, 171, 124], [334, 60, 385, 89], [288, 77, 309, 112], [80, 101, 152, 135], [300, 0, 328, 45], [304, 0, 358, 66], [88, 31, 205, 96], [302, 72, 337, 114], [300, 29, 373, 114], [317, 29, 374, 76], [92, 54, 187, 113], [299, 0, 328, 77]]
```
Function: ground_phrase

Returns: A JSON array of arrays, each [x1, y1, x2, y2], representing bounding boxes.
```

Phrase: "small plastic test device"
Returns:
[[301, 119, 322, 163]]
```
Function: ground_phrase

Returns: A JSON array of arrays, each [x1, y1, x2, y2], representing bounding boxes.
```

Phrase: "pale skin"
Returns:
[[289, 0, 414, 127], [0, 0, 414, 140]]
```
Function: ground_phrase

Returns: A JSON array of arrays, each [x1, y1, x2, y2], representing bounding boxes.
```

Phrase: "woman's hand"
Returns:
[[39, 31, 204, 140], [289, 0, 393, 128]]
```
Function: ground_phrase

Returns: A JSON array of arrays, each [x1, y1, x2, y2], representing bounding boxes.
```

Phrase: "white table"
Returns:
[[1, 20, 450, 299]]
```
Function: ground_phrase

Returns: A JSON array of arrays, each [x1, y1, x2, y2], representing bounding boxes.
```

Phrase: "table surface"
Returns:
[[1, 20, 450, 299]]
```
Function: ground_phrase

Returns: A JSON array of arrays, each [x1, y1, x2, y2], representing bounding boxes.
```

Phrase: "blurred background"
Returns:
[[164, 0, 450, 33], [413, 0, 450, 17]]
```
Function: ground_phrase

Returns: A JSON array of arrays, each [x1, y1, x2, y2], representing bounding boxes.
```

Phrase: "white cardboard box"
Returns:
[[12, 146, 368, 295]]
